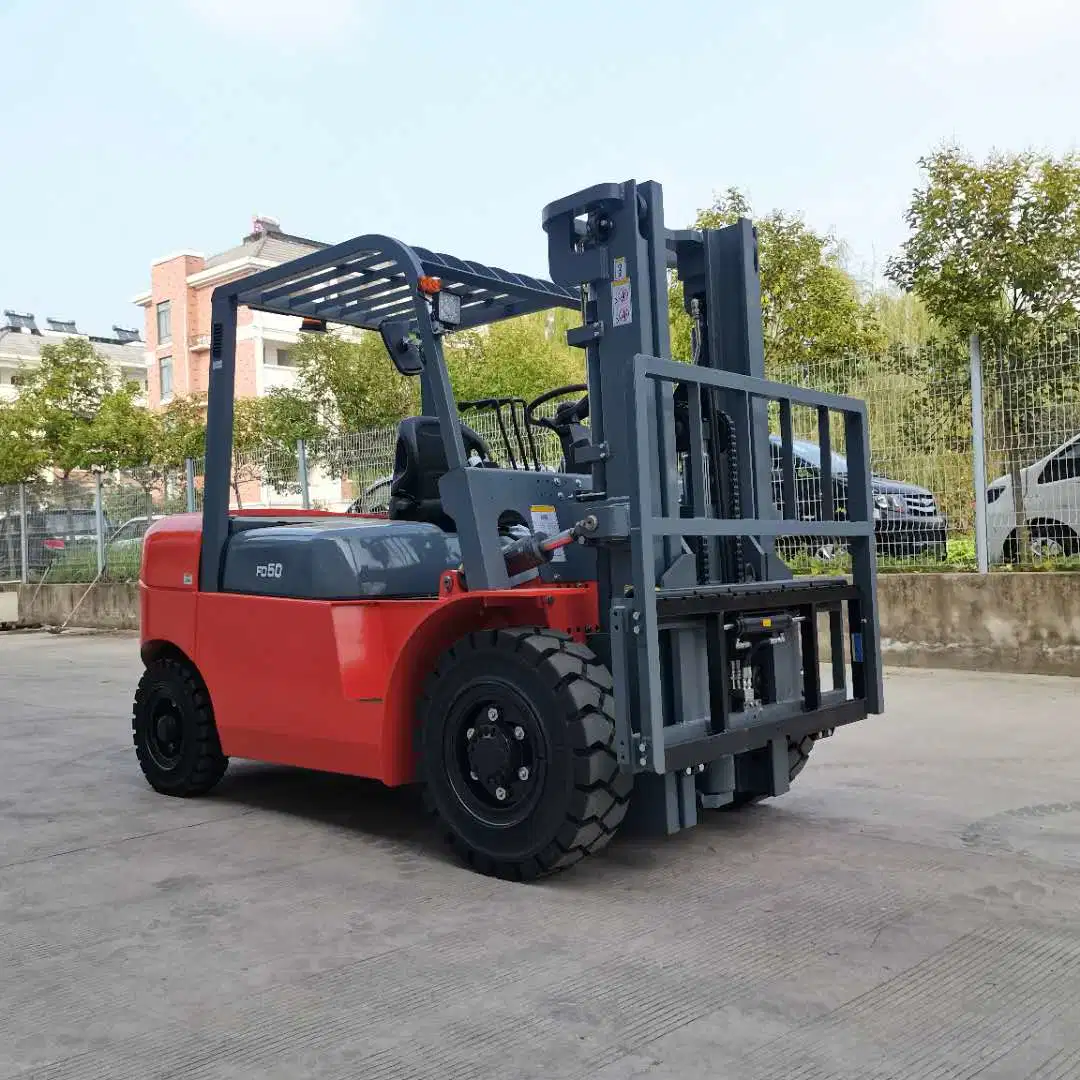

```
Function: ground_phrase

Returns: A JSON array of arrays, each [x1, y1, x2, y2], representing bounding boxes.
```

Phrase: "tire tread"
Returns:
[[132, 657, 228, 797], [418, 628, 630, 880]]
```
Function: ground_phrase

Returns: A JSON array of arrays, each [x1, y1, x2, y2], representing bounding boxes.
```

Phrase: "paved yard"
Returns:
[[2, 631, 1080, 1079]]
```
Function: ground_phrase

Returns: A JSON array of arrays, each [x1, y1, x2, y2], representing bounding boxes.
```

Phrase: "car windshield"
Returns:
[[44, 511, 98, 532]]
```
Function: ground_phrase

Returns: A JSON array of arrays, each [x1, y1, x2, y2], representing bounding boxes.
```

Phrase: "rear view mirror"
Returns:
[[379, 319, 425, 375]]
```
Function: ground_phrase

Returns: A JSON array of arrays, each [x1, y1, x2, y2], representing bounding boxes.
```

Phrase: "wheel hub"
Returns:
[[452, 697, 541, 819], [155, 713, 180, 746], [467, 723, 517, 791], [147, 698, 184, 768]]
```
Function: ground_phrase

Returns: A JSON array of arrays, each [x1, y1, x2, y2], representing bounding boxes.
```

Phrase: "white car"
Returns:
[[986, 432, 1080, 562], [108, 515, 167, 550]]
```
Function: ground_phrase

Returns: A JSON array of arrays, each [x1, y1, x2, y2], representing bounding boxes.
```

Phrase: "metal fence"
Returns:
[[2, 328, 1078, 584], [772, 327, 1080, 573], [0, 470, 191, 585]]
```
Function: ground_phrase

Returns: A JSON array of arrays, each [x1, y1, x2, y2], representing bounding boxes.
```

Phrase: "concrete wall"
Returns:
[[4, 574, 1080, 676], [4, 583, 139, 631], [875, 572, 1080, 676]]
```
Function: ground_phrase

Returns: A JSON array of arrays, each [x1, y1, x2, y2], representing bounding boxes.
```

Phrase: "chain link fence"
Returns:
[[0, 470, 190, 585], [771, 327, 1080, 573], [2, 331, 1078, 585]]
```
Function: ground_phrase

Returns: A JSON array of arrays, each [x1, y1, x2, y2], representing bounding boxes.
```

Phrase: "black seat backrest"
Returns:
[[389, 416, 492, 529]]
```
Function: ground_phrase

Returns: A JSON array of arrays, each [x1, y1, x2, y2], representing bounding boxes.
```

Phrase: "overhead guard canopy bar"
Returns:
[[232, 233, 582, 333]]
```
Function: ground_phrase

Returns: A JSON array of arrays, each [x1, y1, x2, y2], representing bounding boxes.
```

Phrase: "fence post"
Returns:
[[969, 334, 989, 574], [93, 467, 106, 575], [297, 439, 311, 510], [185, 458, 197, 513], [18, 482, 28, 584]]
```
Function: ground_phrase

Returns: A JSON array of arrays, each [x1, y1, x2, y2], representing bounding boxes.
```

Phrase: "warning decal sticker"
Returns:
[[529, 504, 566, 562], [611, 255, 632, 327]]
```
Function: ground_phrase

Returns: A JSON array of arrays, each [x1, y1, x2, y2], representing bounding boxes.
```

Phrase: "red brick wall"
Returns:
[[144, 264, 261, 408], [145, 254, 205, 408]]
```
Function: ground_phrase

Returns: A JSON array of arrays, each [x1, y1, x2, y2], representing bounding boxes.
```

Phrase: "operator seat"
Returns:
[[388, 416, 492, 531]]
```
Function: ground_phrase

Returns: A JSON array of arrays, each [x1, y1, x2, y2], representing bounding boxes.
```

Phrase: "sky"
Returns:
[[0, 0, 1078, 335]]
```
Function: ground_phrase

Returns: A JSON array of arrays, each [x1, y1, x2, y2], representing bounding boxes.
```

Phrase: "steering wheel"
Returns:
[[524, 383, 588, 431]]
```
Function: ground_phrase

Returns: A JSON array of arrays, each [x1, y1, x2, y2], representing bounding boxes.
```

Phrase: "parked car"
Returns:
[[768, 434, 948, 560], [107, 515, 167, 550], [0, 507, 112, 579], [985, 432, 1080, 563]]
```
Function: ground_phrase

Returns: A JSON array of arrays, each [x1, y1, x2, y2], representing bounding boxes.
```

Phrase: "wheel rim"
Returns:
[[442, 680, 548, 828], [145, 691, 185, 771], [1032, 534, 1064, 560]]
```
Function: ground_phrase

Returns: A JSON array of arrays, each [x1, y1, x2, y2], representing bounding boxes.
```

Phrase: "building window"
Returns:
[[160, 356, 173, 401], [266, 347, 296, 368], [156, 300, 172, 345]]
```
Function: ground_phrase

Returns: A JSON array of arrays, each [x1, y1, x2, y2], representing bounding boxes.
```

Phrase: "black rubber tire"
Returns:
[[726, 734, 814, 809], [132, 656, 228, 797], [416, 628, 632, 880]]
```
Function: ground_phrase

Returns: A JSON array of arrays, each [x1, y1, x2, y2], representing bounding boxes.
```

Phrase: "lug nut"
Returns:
[[697, 763, 706, 773], [638, 742, 646, 753], [513, 725, 525, 740], [487, 707, 499, 721], [495, 787, 507, 801], [638, 756, 647, 767], [685, 767, 693, 776], [518, 766, 530, 781], [466, 727, 475, 740]]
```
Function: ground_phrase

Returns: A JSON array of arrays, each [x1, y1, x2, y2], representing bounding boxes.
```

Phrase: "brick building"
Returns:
[[131, 216, 324, 409]]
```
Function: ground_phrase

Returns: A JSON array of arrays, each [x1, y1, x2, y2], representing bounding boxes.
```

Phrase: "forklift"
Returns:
[[132, 179, 883, 879]]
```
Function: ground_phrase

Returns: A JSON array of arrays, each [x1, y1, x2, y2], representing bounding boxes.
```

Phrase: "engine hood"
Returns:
[[830, 470, 934, 498], [870, 476, 934, 498]]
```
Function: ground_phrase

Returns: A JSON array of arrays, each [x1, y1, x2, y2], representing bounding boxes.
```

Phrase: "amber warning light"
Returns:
[[418, 276, 442, 295]]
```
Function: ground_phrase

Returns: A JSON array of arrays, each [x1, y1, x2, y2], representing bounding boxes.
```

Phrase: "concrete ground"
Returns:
[[2, 633, 1080, 1080]]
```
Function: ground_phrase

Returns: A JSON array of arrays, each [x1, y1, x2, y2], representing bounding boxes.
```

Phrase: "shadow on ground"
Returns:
[[206, 758, 796, 885]]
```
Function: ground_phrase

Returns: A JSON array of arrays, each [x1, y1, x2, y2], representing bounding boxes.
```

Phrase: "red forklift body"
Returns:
[[140, 512, 598, 787]]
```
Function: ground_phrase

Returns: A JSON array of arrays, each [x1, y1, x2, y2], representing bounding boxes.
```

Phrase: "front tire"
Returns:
[[132, 656, 228, 796], [417, 628, 631, 880]]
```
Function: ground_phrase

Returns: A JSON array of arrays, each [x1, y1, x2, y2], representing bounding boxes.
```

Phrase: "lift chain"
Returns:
[[721, 406, 745, 583]]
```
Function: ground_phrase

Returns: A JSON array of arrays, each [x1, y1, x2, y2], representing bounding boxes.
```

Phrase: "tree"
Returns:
[[290, 330, 417, 434], [445, 310, 584, 404], [83, 386, 161, 471], [74, 385, 165, 505], [0, 403, 44, 485], [868, 290, 946, 353], [230, 396, 270, 509], [157, 396, 207, 468], [670, 189, 884, 387], [13, 337, 116, 478], [887, 146, 1080, 557]]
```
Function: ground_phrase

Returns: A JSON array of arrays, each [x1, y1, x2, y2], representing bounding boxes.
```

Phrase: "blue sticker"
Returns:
[[852, 632, 864, 663]]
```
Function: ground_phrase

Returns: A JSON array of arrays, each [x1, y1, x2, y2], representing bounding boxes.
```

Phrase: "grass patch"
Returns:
[[45, 544, 142, 584]]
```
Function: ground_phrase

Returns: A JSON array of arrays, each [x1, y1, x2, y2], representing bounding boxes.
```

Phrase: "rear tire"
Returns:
[[726, 734, 814, 809], [132, 656, 228, 796], [416, 628, 631, 880]]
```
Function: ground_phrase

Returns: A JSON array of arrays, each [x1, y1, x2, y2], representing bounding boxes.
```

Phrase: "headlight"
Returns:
[[874, 493, 905, 512]]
